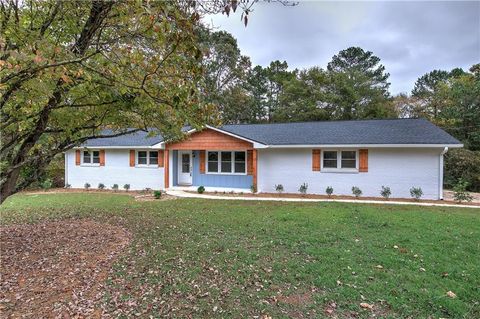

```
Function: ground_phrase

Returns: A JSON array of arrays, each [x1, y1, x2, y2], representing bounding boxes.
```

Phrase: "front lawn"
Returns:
[[1, 193, 479, 318]]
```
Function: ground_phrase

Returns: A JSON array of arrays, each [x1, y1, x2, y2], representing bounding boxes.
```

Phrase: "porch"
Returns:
[[162, 127, 258, 191]]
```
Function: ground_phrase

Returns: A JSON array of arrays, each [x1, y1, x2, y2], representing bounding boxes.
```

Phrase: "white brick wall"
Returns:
[[257, 148, 442, 199], [65, 149, 164, 190]]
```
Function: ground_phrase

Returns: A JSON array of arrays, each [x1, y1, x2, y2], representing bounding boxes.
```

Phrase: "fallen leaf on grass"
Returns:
[[375, 265, 384, 269], [446, 291, 457, 298], [360, 302, 374, 310]]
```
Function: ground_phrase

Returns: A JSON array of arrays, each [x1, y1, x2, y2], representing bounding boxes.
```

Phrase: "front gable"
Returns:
[[166, 128, 253, 150]]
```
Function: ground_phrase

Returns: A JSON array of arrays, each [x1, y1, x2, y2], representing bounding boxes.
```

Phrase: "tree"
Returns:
[[199, 29, 252, 123], [264, 60, 295, 121], [325, 47, 395, 120], [0, 0, 263, 203], [274, 67, 332, 122], [435, 67, 480, 151]]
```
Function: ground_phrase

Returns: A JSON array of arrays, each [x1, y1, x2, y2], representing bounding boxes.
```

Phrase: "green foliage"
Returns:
[[40, 179, 53, 191], [326, 186, 333, 197], [153, 190, 162, 199], [410, 187, 423, 200], [380, 186, 391, 199], [250, 184, 257, 193], [352, 186, 362, 198], [298, 182, 308, 195], [98, 183, 105, 190], [197, 186, 205, 194], [444, 149, 480, 192], [123, 184, 130, 192], [84, 183, 90, 190], [112, 184, 119, 192], [453, 179, 473, 203], [0, 0, 220, 201], [275, 184, 284, 193]]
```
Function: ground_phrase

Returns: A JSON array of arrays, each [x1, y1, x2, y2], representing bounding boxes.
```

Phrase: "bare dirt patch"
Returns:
[[0, 220, 131, 318]]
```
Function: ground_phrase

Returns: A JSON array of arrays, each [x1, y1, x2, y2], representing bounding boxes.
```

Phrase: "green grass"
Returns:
[[1, 193, 479, 318]]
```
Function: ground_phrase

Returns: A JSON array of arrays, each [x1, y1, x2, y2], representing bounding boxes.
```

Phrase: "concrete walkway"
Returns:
[[166, 190, 480, 209]]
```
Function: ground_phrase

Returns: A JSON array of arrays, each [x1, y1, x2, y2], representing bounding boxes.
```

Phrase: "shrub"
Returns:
[[84, 182, 91, 190], [65, 183, 71, 189], [153, 190, 162, 199], [275, 184, 284, 193], [123, 184, 130, 192], [98, 183, 105, 190], [352, 186, 362, 198], [250, 184, 257, 193], [299, 183, 308, 195], [444, 149, 480, 192], [40, 178, 53, 191], [453, 179, 473, 203], [380, 186, 391, 199], [112, 184, 119, 191], [197, 186, 205, 194], [326, 186, 333, 197], [410, 187, 423, 200]]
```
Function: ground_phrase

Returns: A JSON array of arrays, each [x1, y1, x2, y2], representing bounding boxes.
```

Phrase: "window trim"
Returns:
[[81, 149, 101, 166], [206, 150, 247, 175], [321, 149, 359, 172], [136, 150, 159, 167]]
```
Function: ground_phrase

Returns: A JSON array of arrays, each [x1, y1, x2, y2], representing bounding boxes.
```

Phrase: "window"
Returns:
[[234, 152, 246, 173], [181, 153, 190, 173], [323, 151, 337, 168], [207, 151, 246, 174], [82, 150, 100, 165], [221, 151, 232, 173], [341, 151, 356, 168], [322, 150, 357, 170], [207, 151, 218, 173], [137, 150, 158, 166]]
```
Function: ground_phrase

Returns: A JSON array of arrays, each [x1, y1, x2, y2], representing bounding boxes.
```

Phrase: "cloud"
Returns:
[[204, 1, 480, 94]]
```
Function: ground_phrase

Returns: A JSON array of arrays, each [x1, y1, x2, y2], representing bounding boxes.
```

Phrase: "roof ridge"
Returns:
[[221, 117, 427, 127]]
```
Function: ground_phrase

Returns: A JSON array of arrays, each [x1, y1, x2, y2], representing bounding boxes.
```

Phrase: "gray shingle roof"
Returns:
[[83, 119, 461, 147], [221, 118, 461, 145], [83, 129, 164, 147]]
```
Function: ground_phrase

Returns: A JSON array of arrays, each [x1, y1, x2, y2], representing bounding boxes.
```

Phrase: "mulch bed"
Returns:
[[187, 191, 480, 206], [0, 220, 131, 318]]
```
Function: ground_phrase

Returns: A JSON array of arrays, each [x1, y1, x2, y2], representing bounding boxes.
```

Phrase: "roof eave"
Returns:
[[265, 143, 464, 149]]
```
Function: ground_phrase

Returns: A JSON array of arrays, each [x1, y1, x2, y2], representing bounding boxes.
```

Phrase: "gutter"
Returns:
[[439, 147, 449, 200]]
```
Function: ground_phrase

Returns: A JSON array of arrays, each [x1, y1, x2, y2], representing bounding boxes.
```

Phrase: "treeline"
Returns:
[[200, 29, 480, 190]]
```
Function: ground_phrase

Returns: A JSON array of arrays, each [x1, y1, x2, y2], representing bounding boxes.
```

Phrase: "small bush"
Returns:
[[98, 183, 105, 190], [40, 178, 53, 191], [326, 186, 333, 197], [299, 183, 308, 195], [352, 186, 362, 198], [380, 186, 391, 200], [84, 182, 91, 190], [112, 184, 119, 191], [123, 184, 130, 192], [65, 183, 71, 189], [153, 190, 162, 199], [410, 187, 423, 200], [250, 184, 257, 193], [275, 184, 284, 193], [197, 186, 205, 194], [453, 179, 473, 203]]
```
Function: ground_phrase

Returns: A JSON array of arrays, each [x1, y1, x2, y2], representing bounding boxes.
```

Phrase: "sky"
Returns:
[[204, 1, 480, 95]]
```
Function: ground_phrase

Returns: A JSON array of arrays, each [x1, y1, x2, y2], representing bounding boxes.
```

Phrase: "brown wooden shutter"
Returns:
[[199, 151, 206, 174], [312, 149, 321, 171], [359, 149, 368, 172], [252, 149, 258, 190], [129, 150, 135, 167], [247, 150, 254, 175], [75, 150, 81, 165], [164, 149, 169, 188], [158, 150, 164, 167], [99, 150, 105, 166]]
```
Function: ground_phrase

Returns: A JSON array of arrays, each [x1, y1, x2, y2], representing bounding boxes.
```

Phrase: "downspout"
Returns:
[[64, 151, 68, 187], [439, 147, 448, 200]]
